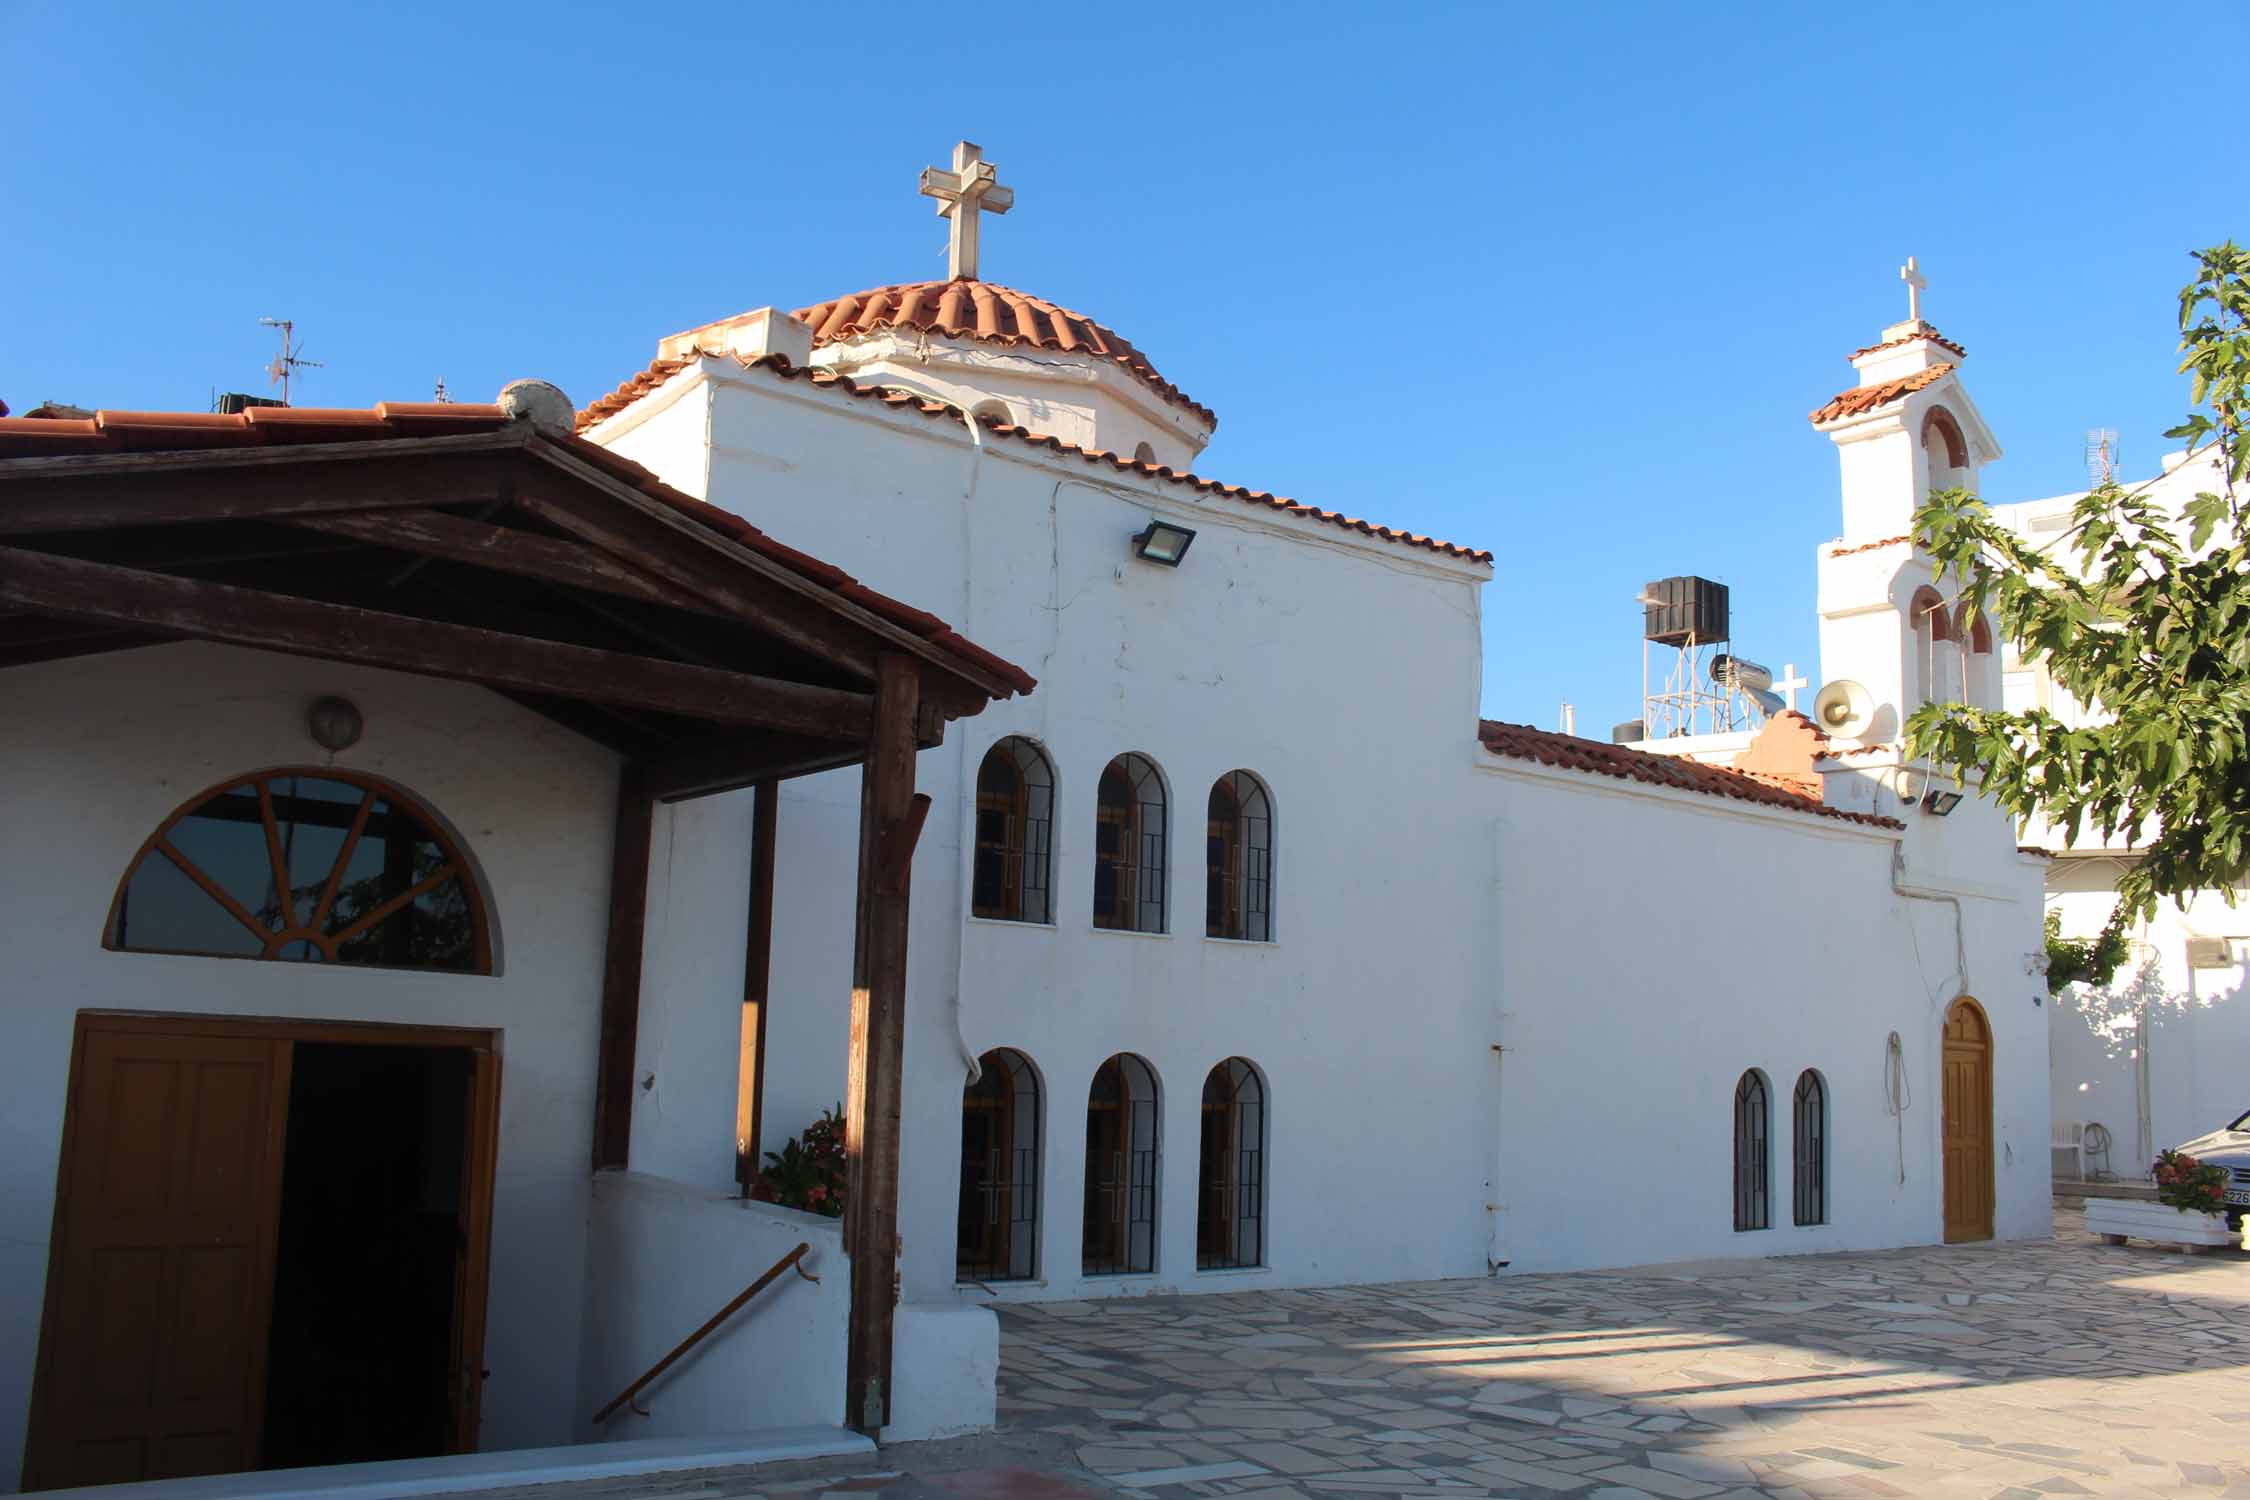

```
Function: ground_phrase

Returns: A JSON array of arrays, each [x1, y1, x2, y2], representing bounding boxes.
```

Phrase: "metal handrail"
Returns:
[[591, 1241, 817, 1423]]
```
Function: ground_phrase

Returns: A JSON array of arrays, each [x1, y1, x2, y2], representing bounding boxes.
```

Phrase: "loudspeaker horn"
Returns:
[[1812, 678, 1875, 740]]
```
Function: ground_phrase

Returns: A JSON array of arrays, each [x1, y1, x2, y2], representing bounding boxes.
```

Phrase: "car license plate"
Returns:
[[2227, 1187, 2250, 1206]]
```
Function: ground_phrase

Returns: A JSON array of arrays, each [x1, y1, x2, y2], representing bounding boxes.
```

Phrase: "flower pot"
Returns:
[[2084, 1195, 2235, 1251]]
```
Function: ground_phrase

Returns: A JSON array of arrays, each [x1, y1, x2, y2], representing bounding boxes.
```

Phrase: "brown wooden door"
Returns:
[[24, 1024, 292, 1491], [1941, 998, 1994, 1243], [446, 1047, 502, 1455]]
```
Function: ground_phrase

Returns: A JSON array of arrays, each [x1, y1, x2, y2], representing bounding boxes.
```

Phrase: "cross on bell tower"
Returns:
[[1900, 255, 1928, 325], [919, 141, 1014, 282]]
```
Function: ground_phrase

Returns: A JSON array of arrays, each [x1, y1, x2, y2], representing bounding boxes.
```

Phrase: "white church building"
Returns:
[[0, 146, 2047, 1494]]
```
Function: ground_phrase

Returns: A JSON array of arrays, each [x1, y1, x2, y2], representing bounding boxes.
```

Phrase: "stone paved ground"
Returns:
[[467, 1207, 2250, 1500]]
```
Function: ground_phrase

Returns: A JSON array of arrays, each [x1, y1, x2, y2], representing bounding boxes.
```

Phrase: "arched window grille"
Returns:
[[1205, 771, 1273, 942], [1197, 1058, 1265, 1269], [1733, 1069, 1770, 1231], [1909, 586, 1959, 708], [1093, 754, 1167, 933], [972, 738, 1054, 924], [1793, 1070, 1827, 1227], [1084, 1053, 1160, 1274], [106, 768, 490, 972], [958, 1048, 1041, 1282]]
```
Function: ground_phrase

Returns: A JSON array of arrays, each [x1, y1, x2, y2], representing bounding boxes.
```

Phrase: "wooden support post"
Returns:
[[593, 764, 656, 1172], [844, 653, 924, 1436], [736, 780, 778, 1194]]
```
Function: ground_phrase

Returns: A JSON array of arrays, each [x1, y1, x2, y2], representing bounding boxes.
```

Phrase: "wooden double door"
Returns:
[[1941, 998, 1995, 1243], [24, 1013, 501, 1492]]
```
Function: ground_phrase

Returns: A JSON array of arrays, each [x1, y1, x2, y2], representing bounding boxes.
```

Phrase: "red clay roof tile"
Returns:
[[1851, 328, 1967, 361], [577, 352, 1492, 565], [790, 280, 1217, 429], [1809, 364, 1955, 425], [1475, 719, 1903, 829], [1827, 533, 1915, 557], [0, 403, 1033, 697]]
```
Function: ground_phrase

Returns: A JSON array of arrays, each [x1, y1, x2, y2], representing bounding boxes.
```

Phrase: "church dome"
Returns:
[[792, 280, 1216, 432]]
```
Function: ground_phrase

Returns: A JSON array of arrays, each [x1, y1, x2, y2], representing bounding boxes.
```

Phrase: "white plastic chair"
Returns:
[[2052, 1119, 2086, 1181]]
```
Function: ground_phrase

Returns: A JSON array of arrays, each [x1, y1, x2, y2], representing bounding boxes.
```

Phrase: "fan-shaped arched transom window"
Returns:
[[106, 768, 491, 973]]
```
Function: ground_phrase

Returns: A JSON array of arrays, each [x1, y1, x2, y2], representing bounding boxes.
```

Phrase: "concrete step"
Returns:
[[39, 1429, 877, 1500]]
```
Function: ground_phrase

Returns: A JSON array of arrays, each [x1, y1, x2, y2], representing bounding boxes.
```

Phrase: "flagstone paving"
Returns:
[[466, 1206, 2250, 1500]]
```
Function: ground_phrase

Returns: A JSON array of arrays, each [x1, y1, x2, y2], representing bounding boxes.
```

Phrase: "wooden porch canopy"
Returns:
[[0, 400, 1037, 1437]]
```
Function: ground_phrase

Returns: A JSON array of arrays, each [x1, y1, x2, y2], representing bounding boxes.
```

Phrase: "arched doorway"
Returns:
[[957, 1048, 1041, 1282], [1941, 998, 1994, 1242]]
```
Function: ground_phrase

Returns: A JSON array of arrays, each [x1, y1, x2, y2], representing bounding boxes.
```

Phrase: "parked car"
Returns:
[[2175, 1110, 2250, 1227]]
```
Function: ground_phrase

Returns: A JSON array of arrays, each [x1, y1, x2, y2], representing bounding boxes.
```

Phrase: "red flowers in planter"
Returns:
[[2154, 1149, 2228, 1215]]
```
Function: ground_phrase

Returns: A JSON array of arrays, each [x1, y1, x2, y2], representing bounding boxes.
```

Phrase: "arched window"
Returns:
[[1084, 1053, 1160, 1275], [958, 1048, 1041, 1282], [1922, 406, 1971, 495], [1197, 1058, 1265, 1269], [972, 738, 1054, 924], [1733, 1069, 1770, 1231], [1206, 771, 1274, 941], [1093, 754, 1167, 933], [1132, 441, 1158, 466], [1909, 585, 1959, 707], [106, 768, 490, 972], [1792, 1070, 1827, 1226], [967, 398, 1014, 430]]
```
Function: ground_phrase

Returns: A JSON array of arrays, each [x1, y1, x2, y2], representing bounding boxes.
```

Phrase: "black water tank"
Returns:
[[1642, 576, 1729, 646], [1611, 719, 1645, 744]]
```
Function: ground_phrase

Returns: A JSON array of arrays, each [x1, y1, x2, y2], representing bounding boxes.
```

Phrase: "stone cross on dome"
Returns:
[[919, 141, 1014, 282], [1773, 663, 1809, 713], [1900, 256, 1928, 325]]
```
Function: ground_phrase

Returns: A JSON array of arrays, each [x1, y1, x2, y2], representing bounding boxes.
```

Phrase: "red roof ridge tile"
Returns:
[[1851, 328, 1967, 361], [1827, 533, 1915, 557], [578, 352, 1492, 565], [1809, 363, 1955, 426], [0, 402, 1034, 697], [1475, 719, 1903, 829], [789, 280, 1216, 429]]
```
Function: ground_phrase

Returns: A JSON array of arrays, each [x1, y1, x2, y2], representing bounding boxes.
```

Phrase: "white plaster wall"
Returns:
[[633, 369, 1498, 1312], [578, 1174, 846, 1438], [2047, 873, 2250, 1169], [1480, 766, 2050, 1271], [0, 643, 620, 1484]]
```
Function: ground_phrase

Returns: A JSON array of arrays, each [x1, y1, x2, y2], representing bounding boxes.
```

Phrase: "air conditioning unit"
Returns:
[[2186, 936, 2236, 969]]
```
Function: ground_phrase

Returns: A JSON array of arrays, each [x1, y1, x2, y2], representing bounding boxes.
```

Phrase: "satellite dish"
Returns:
[[1812, 679, 1874, 739]]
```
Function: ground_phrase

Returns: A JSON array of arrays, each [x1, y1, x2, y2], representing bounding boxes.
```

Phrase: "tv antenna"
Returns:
[[258, 318, 323, 405], [2085, 428, 2120, 487]]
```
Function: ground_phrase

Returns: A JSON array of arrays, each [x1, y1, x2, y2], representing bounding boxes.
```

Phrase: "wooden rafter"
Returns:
[[286, 509, 684, 610], [0, 450, 515, 536], [0, 545, 875, 740]]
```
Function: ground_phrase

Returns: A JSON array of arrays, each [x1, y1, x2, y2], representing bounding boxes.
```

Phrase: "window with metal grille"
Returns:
[[1084, 1053, 1160, 1275], [957, 1048, 1041, 1282], [972, 738, 1053, 924], [1197, 1058, 1265, 1269], [1793, 1070, 1827, 1226], [1734, 1069, 1770, 1231], [1205, 771, 1273, 941], [1093, 754, 1167, 933]]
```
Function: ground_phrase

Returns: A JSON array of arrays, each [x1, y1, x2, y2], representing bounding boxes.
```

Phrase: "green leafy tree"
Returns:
[[1909, 243, 2250, 981]]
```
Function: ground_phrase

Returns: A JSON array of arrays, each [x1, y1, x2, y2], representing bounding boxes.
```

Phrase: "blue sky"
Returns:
[[4, 2, 2241, 731]]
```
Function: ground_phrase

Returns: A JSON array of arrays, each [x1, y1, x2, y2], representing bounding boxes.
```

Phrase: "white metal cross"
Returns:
[[1774, 663, 1809, 713], [919, 141, 1014, 282], [1900, 256, 1928, 324]]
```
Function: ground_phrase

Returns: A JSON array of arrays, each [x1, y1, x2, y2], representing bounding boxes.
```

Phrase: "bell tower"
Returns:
[[1810, 259, 2004, 747]]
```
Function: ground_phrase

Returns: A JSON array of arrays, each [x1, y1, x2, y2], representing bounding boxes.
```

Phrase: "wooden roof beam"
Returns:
[[0, 545, 875, 740]]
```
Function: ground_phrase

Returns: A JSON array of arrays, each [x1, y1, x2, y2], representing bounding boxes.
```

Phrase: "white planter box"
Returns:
[[2085, 1196, 2236, 1250]]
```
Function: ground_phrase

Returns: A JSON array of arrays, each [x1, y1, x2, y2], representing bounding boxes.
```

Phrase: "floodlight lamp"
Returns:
[[1131, 519, 1196, 567]]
